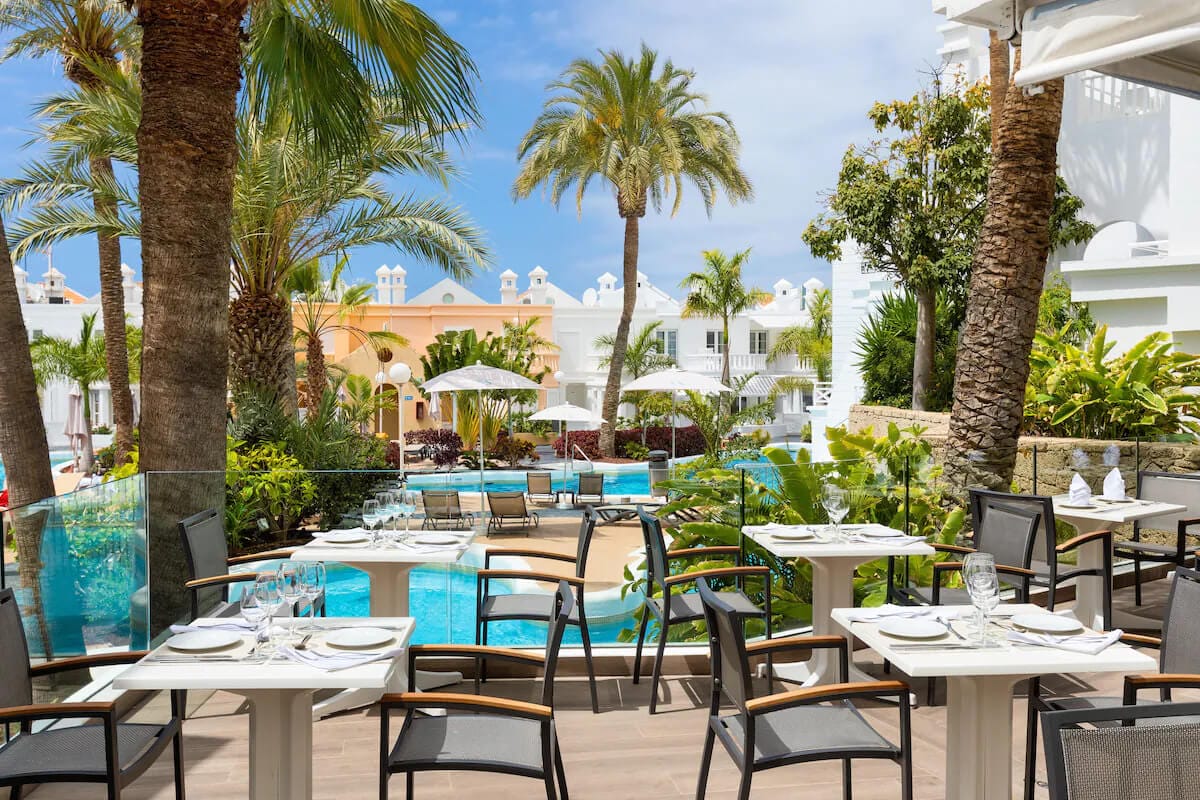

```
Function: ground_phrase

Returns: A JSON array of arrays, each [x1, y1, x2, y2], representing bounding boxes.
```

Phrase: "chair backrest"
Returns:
[[579, 473, 604, 496], [637, 507, 669, 596], [422, 489, 461, 518], [1041, 702, 1200, 800], [698, 579, 755, 714], [1160, 566, 1200, 674], [0, 588, 33, 710], [575, 507, 597, 578], [1136, 471, 1200, 534], [969, 488, 1058, 567], [527, 472, 552, 494], [973, 500, 1041, 571], [487, 491, 527, 517], [540, 581, 575, 710], [178, 507, 230, 581]]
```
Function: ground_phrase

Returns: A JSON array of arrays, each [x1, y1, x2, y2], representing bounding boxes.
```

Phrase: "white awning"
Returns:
[[1014, 0, 1200, 99], [739, 375, 778, 398]]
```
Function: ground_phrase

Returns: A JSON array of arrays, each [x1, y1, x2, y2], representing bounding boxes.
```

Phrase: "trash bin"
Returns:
[[648, 450, 670, 498]]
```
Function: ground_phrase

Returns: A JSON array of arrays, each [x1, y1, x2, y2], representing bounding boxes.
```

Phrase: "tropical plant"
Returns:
[[856, 292, 959, 411], [491, 433, 538, 468], [338, 373, 395, 432], [680, 247, 770, 392], [552, 425, 706, 461], [406, 427, 463, 470], [514, 44, 752, 457], [1024, 326, 1200, 439], [1037, 272, 1095, 346], [289, 257, 407, 411], [225, 441, 317, 538], [770, 287, 833, 381], [677, 375, 774, 458], [595, 320, 676, 444], [0, 0, 139, 464]]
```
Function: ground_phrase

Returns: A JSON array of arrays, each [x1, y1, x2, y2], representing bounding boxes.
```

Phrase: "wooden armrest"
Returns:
[[1120, 633, 1162, 649], [1056, 529, 1112, 553], [932, 561, 1034, 578], [484, 548, 576, 565], [666, 546, 740, 560], [932, 561, 963, 574], [184, 573, 261, 590], [227, 548, 296, 565], [1124, 673, 1200, 689], [662, 565, 769, 588], [744, 634, 845, 656], [746, 680, 909, 715], [409, 643, 544, 665], [380, 692, 552, 719], [29, 650, 151, 676], [477, 569, 584, 588], [0, 702, 113, 723], [933, 543, 976, 555]]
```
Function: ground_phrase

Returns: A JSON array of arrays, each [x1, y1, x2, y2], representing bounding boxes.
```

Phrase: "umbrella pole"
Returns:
[[671, 393, 677, 466], [478, 388, 485, 532]]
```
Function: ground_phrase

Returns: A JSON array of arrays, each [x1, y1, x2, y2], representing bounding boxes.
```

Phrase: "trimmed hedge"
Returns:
[[553, 425, 705, 459]]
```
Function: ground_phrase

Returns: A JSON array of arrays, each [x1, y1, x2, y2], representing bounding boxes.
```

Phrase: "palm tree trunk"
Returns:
[[229, 291, 297, 414], [0, 213, 58, 657], [599, 214, 639, 458], [988, 32, 1010, 152], [136, 0, 246, 633], [911, 284, 936, 411], [306, 334, 327, 412], [944, 52, 1064, 494]]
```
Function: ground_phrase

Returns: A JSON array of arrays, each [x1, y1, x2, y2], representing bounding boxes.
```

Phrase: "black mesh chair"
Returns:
[[1113, 471, 1200, 606], [0, 588, 185, 800], [476, 508, 599, 713], [969, 488, 1114, 630], [577, 473, 604, 504], [634, 508, 771, 714], [696, 580, 913, 800], [1040, 702, 1200, 800], [1024, 566, 1200, 800], [178, 508, 315, 620], [379, 581, 574, 799]]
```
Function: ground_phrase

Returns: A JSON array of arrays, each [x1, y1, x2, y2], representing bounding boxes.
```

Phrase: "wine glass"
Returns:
[[298, 562, 325, 632], [820, 483, 849, 540], [239, 588, 266, 643], [401, 490, 418, 534], [278, 564, 303, 641], [362, 499, 380, 546], [253, 573, 283, 651], [963, 552, 1000, 644]]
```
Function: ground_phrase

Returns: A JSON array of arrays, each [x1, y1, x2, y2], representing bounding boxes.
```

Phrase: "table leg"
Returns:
[[944, 675, 1023, 800], [1073, 535, 1109, 631], [241, 689, 314, 800]]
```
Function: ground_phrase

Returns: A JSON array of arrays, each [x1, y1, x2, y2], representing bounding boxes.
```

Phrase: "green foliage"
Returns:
[[770, 287, 832, 381], [678, 375, 774, 457], [680, 249, 771, 381], [622, 441, 651, 460], [491, 434, 538, 468], [1037, 273, 1095, 346], [339, 373, 395, 431], [595, 320, 676, 437], [510, 411, 553, 437], [856, 292, 959, 410], [1025, 326, 1200, 439], [226, 442, 317, 538]]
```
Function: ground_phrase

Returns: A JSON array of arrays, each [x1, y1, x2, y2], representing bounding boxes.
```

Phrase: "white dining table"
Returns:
[[743, 523, 934, 685], [1052, 495, 1186, 630], [114, 616, 414, 800], [832, 604, 1155, 800], [290, 531, 473, 715]]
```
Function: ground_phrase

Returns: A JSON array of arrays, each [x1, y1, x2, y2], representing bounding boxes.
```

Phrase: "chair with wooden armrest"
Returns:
[[695, 581, 913, 800], [178, 507, 322, 621], [1040, 702, 1200, 800], [634, 508, 771, 714], [379, 582, 573, 799], [476, 508, 599, 712], [0, 588, 185, 800], [1024, 565, 1200, 800], [1113, 470, 1200, 606]]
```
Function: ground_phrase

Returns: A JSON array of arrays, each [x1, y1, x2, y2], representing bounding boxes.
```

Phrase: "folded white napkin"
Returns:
[[1006, 628, 1123, 655], [1102, 468, 1126, 501], [842, 605, 963, 623], [315, 527, 369, 538], [169, 620, 256, 634], [1068, 473, 1092, 505], [278, 644, 404, 671], [744, 522, 805, 534], [847, 533, 926, 546]]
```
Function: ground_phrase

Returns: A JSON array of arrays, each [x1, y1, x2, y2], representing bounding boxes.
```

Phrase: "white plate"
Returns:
[[1011, 613, 1084, 634], [414, 533, 460, 546], [771, 529, 816, 541], [878, 618, 947, 640], [165, 630, 242, 652], [324, 627, 395, 649], [1059, 502, 1097, 510], [857, 528, 905, 539], [323, 530, 369, 544]]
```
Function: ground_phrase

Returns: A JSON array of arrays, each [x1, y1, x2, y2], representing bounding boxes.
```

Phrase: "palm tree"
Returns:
[[770, 288, 833, 381], [514, 45, 752, 457], [595, 320, 675, 443], [29, 312, 107, 471], [0, 0, 139, 466], [289, 258, 407, 412], [680, 248, 770, 389]]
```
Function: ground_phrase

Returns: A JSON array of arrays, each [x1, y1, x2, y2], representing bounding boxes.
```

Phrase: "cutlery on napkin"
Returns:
[[169, 620, 256, 634], [1068, 473, 1092, 505], [1005, 628, 1123, 655], [278, 645, 404, 671], [842, 605, 964, 623]]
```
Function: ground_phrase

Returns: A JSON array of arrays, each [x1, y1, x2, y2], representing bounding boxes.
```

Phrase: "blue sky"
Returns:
[[0, 1, 943, 302]]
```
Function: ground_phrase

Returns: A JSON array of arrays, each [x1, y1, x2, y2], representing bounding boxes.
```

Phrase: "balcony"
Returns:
[[680, 352, 765, 373]]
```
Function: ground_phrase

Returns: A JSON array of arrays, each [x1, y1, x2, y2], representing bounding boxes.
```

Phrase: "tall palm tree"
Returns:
[[0, 0, 139, 466], [770, 288, 833, 381], [289, 258, 407, 412], [29, 311, 109, 471], [514, 45, 752, 457], [680, 248, 770, 389], [595, 319, 675, 442]]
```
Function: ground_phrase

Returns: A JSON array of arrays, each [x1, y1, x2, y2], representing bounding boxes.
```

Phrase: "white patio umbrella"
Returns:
[[528, 402, 606, 490], [420, 363, 544, 522], [621, 367, 732, 462], [64, 384, 93, 473]]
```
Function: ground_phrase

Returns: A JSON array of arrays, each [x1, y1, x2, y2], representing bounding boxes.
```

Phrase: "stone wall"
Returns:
[[848, 404, 950, 436]]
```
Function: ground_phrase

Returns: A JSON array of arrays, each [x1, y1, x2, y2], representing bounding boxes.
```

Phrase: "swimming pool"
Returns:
[[0, 451, 75, 494]]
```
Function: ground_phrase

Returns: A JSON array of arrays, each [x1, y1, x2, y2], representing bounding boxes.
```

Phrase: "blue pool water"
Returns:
[[0, 452, 74, 494]]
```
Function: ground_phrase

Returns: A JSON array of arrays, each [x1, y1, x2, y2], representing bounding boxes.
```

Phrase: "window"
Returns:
[[749, 330, 768, 355], [706, 330, 726, 354], [655, 329, 678, 360], [441, 292, 455, 304]]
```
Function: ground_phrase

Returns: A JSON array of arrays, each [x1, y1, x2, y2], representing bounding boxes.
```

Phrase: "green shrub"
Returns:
[[226, 443, 317, 538], [856, 292, 958, 410], [492, 434, 539, 467], [622, 441, 650, 460]]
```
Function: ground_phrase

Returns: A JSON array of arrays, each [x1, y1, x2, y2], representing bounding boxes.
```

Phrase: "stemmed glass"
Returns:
[[400, 490, 418, 539], [362, 499, 381, 547], [278, 564, 303, 642], [377, 491, 399, 547], [821, 483, 849, 540], [298, 562, 326, 632], [239, 587, 267, 644], [253, 573, 284, 652], [963, 552, 1001, 645]]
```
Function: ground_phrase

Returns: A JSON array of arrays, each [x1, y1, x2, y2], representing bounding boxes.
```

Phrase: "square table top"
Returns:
[[743, 523, 935, 559], [1051, 495, 1186, 526], [831, 604, 1156, 679], [112, 617, 414, 691], [290, 531, 473, 565]]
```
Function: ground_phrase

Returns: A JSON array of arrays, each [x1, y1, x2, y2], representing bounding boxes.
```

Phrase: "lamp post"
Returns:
[[373, 370, 387, 436], [553, 369, 566, 442], [389, 362, 412, 471]]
